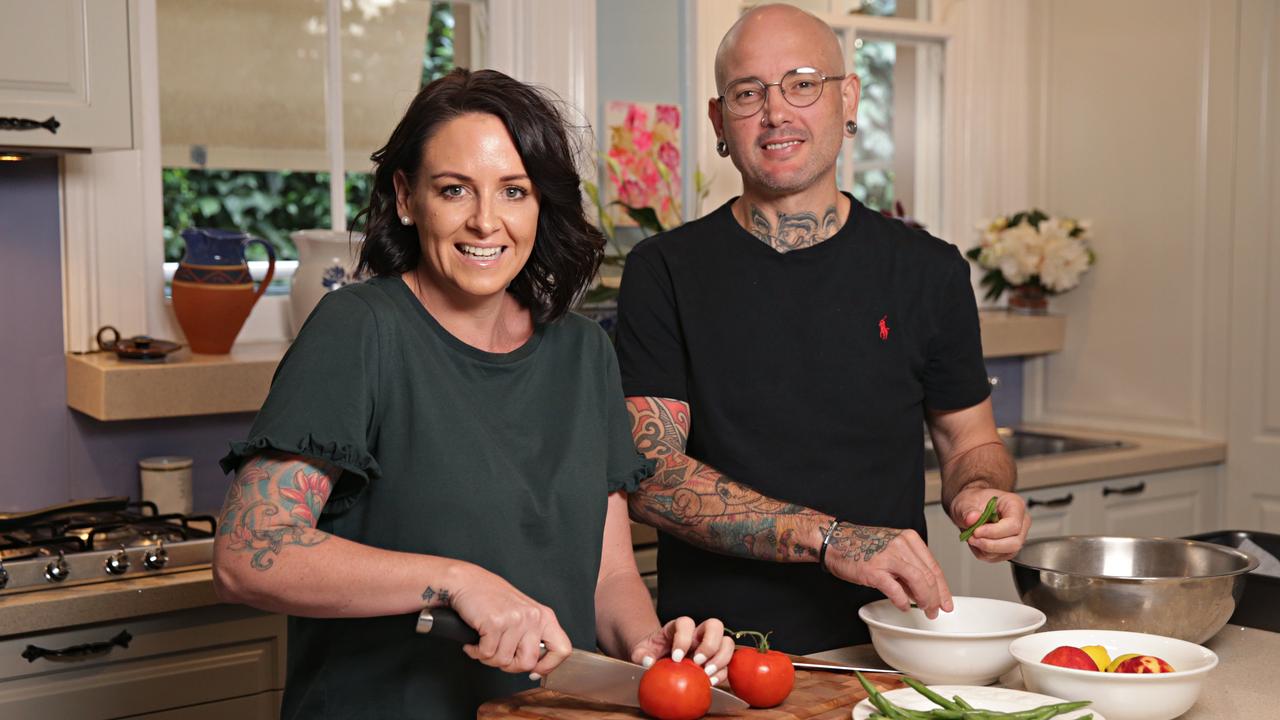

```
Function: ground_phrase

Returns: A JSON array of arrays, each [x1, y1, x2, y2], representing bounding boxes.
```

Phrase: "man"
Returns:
[[615, 4, 1031, 655]]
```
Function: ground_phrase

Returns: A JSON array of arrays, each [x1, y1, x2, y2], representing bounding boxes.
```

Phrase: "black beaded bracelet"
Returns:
[[818, 519, 841, 573]]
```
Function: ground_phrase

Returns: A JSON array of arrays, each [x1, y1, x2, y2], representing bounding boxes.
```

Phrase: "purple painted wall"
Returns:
[[0, 158, 252, 515]]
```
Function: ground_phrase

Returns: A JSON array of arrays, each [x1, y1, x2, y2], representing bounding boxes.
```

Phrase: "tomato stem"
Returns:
[[727, 629, 773, 653]]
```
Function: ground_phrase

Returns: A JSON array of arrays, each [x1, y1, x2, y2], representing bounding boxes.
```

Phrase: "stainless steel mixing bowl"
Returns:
[[1010, 536, 1259, 644]]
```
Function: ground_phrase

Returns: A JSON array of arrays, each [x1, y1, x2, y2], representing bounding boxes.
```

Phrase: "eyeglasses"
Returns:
[[718, 67, 845, 117]]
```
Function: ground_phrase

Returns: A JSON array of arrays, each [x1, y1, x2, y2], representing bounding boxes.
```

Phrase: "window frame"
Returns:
[[62, 0, 596, 353]]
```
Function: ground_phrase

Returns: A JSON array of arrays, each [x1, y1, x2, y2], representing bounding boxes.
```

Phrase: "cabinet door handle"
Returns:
[[1103, 481, 1147, 497], [21, 629, 131, 663], [0, 116, 60, 134], [1026, 493, 1074, 509]]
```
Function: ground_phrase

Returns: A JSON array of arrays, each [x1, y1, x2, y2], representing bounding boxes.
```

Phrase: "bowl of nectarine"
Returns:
[[1009, 628, 1218, 720]]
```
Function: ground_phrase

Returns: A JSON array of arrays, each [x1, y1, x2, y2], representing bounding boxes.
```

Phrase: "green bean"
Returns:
[[902, 676, 962, 711], [1007, 701, 1091, 719], [953, 696, 975, 711], [959, 496, 1000, 541], [856, 672, 910, 720]]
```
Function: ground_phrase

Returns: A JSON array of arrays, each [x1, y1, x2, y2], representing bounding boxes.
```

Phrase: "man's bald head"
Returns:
[[714, 4, 846, 92]]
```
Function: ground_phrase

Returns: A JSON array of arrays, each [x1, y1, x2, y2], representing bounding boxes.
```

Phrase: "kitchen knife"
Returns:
[[791, 660, 903, 674], [418, 607, 748, 714]]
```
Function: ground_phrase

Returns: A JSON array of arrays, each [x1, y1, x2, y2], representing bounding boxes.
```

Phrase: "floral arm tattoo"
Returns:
[[626, 396, 823, 562], [217, 451, 334, 571], [626, 397, 905, 566]]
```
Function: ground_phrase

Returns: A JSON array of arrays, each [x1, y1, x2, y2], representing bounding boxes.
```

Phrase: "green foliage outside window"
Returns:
[[163, 3, 455, 263], [162, 170, 372, 262], [422, 2, 455, 86]]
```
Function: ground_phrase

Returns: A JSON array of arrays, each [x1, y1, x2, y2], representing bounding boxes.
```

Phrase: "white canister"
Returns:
[[289, 229, 364, 338], [139, 456, 194, 515]]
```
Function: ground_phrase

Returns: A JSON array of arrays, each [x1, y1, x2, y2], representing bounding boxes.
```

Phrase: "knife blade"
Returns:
[[791, 660, 903, 675], [418, 608, 748, 714]]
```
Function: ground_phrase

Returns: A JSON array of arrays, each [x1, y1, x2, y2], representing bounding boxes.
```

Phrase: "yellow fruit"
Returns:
[[1081, 645, 1110, 672], [1106, 653, 1140, 672]]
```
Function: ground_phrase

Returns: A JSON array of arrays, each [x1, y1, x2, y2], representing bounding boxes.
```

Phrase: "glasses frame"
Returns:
[[717, 67, 847, 117]]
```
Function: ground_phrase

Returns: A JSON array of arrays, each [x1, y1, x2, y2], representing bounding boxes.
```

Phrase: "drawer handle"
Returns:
[[0, 116, 60, 134], [1103, 481, 1146, 497], [21, 629, 131, 663], [1026, 493, 1074, 509]]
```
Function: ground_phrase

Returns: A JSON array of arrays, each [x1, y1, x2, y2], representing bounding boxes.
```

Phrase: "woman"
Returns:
[[212, 68, 732, 719]]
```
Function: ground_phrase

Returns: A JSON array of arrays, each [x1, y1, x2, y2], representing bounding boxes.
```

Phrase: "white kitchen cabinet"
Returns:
[[1096, 466, 1218, 539], [0, 604, 284, 719], [0, 0, 134, 150], [930, 466, 1220, 601]]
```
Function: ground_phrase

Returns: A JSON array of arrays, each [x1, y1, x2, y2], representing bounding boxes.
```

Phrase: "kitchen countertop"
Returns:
[[0, 568, 217, 637], [923, 424, 1226, 504], [808, 623, 1274, 720]]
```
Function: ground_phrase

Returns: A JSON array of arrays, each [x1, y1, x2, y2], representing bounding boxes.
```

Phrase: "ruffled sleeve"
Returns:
[[220, 287, 382, 514], [598, 330, 656, 494]]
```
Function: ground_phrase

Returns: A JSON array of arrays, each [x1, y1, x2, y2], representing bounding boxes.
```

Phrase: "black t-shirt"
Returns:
[[615, 195, 989, 654]]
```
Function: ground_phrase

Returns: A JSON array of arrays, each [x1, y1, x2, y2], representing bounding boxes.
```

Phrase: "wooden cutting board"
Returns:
[[477, 669, 905, 720]]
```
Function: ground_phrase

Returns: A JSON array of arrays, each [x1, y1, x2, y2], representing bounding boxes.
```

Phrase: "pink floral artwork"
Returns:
[[604, 101, 682, 229]]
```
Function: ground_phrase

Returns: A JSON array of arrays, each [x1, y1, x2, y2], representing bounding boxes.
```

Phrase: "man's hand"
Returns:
[[822, 523, 954, 618], [950, 486, 1029, 562]]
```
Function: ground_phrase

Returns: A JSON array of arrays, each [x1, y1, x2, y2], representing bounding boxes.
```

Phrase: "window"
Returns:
[[61, 0, 595, 354], [849, 34, 944, 229], [157, 1, 475, 304]]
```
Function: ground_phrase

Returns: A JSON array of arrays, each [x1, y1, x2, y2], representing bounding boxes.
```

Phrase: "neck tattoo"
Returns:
[[747, 204, 841, 253]]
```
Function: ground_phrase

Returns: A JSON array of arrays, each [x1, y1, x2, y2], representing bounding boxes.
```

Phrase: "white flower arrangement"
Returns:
[[967, 210, 1096, 304]]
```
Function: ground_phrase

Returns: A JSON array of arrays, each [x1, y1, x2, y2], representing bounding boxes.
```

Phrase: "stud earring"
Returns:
[[845, 120, 858, 136], [400, 215, 412, 226], [715, 139, 729, 157]]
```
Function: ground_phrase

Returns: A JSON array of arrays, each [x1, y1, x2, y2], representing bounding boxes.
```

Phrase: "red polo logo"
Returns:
[[878, 315, 890, 340]]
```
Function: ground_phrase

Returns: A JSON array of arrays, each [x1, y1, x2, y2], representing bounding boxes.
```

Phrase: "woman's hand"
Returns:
[[629, 617, 733, 686], [446, 563, 573, 678]]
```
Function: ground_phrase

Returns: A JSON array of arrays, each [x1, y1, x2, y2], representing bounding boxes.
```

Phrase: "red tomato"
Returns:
[[637, 657, 712, 720], [727, 646, 795, 708]]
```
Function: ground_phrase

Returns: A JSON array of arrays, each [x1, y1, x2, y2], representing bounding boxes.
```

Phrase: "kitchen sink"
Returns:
[[924, 429, 1130, 470]]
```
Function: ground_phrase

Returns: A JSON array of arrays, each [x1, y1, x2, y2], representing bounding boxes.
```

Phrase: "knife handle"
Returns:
[[417, 607, 481, 644]]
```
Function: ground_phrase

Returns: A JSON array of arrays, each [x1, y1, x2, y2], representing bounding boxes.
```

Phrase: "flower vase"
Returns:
[[1008, 285, 1049, 315], [171, 228, 276, 354], [288, 230, 363, 338]]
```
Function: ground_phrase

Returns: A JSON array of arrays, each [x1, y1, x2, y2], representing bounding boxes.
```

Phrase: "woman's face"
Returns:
[[395, 112, 539, 304]]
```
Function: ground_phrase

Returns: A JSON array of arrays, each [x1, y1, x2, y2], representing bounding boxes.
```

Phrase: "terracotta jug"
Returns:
[[171, 228, 276, 354]]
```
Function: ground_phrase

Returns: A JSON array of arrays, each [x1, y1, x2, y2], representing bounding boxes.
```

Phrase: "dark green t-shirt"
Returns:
[[220, 276, 653, 720]]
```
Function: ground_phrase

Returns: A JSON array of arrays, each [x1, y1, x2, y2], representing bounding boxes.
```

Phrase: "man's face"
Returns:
[[710, 22, 857, 198]]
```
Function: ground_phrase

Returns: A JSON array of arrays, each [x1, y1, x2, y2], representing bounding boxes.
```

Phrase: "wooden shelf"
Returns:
[[64, 313, 1064, 422], [66, 342, 287, 421], [979, 310, 1066, 358]]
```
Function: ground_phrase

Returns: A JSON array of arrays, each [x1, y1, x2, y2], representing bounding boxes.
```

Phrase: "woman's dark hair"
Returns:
[[354, 68, 604, 324]]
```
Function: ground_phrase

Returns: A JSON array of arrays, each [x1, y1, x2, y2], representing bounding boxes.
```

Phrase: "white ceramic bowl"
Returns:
[[1008, 629, 1218, 720], [858, 596, 1046, 684]]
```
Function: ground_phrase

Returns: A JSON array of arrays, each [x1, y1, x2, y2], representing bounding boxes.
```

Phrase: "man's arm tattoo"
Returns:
[[748, 204, 840, 253], [218, 453, 334, 571], [827, 524, 902, 563], [626, 396, 821, 562]]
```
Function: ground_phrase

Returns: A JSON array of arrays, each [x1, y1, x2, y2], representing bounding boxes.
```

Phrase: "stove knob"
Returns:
[[0, 561, 8, 589], [144, 543, 168, 570], [45, 551, 70, 582], [105, 547, 131, 575]]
